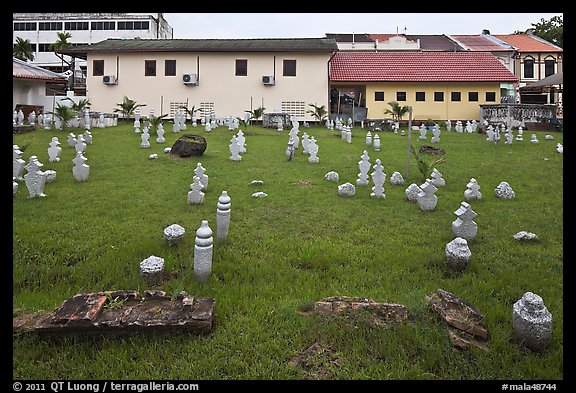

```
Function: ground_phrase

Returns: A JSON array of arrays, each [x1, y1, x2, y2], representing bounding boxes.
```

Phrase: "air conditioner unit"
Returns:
[[182, 73, 198, 85], [262, 75, 275, 86], [103, 75, 117, 85]]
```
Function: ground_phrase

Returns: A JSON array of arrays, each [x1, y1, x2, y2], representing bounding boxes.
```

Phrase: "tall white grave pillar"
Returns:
[[216, 191, 231, 241], [194, 220, 213, 282]]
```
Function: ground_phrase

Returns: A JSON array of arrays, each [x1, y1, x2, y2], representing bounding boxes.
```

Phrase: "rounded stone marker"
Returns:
[[445, 237, 472, 271], [163, 224, 186, 246], [140, 255, 165, 285], [512, 292, 552, 352]]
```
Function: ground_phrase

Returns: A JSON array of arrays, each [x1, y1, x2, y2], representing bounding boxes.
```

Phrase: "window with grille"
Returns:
[[200, 103, 215, 119], [281, 101, 306, 118], [169, 102, 188, 118]]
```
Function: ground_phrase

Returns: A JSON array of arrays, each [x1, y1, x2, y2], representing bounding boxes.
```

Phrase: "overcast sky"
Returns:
[[163, 13, 562, 39]]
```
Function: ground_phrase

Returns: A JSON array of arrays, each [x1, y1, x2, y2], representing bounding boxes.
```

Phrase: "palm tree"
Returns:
[[13, 37, 35, 61], [245, 106, 266, 124], [179, 104, 201, 121], [49, 32, 73, 72], [113, 96, 147, 122], [384, 101, 410, 123], [47, 103, 78, 132], [62, 97, 92, 113], [147, 113, 169, 135], [410, 144, 447, 183], [307, 103, 328, 125]]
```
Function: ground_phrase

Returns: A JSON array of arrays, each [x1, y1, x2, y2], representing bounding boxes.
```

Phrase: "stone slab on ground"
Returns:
[[13, 290, 215, 338], [428, 288, 489, 351], [309, 296, 408, 327]]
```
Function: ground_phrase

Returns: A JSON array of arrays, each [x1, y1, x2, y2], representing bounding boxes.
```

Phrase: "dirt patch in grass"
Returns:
[[288, 342, 341, 379]]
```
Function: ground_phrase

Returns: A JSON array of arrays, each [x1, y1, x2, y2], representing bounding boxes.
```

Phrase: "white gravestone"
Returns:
[[357, 150, 371, 186], [338, 182, 356, 197], [194, 220, 213, 282], [164, 224, 186, 245], [156, 123, 166, 143], [308, 137, 319, 163], [23, 155, 47, 198], [451, 201, 478, 241], [236, 130, 246, 153], [516, 127, 524, 141], [72, 151, 90, 182], [98, 112, 105, 128], [464, 178, 482, 200], [84, 109, 91, 130], [13, 177, 18, 196], [289, 126, 300, 150], [373, 134, 381, 152], [512, 292, 552, 352], [13, 145, 26, 181], [345, 126, 352, 144], [365, 131, 372, 147], [216, 191, 231, 241], [505, 128, 513, 144], [431, 125, 441, 143], [419, 124, 427, 140], [370, 159, 386, 199], [416, 179, 438, 211], [486, 125, 495, 142], [556, 143, 563, 153], [285, 138, 295, 161], [430, 168, 445, 187], [324, 171, 339, 182], [229, 136, 242, 161], [405, 183, 422, 202], [252, 191, 268, 198], [495, 181, 515, 200], [301, 132, 310, 154], [445, 237, 472, 271], [530, 134, 539, 144], [48, 137, 62, 162], [446, 120, 452, 132], [75, 134, 87, 153], [140, 127, 151, 148], [28, 111, 36, 125], [194, 163, 208, 190], [67, 133, 77, 148], [83, 130, 93, 144], [44, 169, 56, 183], [188, 177, 205, 204], [17, 109, 24, 126], [140, 255, 164, 284], [44, 115, 52, 130], [390, 171, 404, 185]]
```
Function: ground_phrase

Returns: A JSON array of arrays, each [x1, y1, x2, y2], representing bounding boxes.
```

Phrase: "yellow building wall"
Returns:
[[365, 82, 504, 122]]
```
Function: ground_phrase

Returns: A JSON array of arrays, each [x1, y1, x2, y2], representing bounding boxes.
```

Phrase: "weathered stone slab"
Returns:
[[308, 296, 408, 327], [15, 290, 215, 338], [428, 289, 489, 351]]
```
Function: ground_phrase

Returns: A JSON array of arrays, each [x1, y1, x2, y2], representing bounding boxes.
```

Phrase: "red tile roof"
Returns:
[[492, 34, 562, 53], [449, 35, 512, 52], [13, 58, 68, 82], [330, 51, 518, 82]]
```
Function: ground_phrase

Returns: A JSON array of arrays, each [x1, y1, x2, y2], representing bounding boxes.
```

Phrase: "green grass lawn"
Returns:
[[13, 121, 563, 380]]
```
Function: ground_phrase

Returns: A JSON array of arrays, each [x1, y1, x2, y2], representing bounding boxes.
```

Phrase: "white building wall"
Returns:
[[13, 13, 172, 69], [86, 51, 331, 121]]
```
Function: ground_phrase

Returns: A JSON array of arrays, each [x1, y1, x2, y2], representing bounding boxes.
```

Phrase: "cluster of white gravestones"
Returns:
[[365, 131, 381, 152], [171, 110, 188, 133], [335, 150, 405, 199], [229, 130, 246, 161], [188, 162, 209, 204]]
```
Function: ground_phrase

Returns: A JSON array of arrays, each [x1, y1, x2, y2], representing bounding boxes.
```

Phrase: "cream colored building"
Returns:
[[60, 38, 337, 121]]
